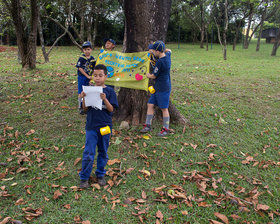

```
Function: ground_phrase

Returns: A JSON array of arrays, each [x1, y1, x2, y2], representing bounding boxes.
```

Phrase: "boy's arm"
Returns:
[[80, 91, 88, 112], [100, 93, 114, 112], [79, 68, 92, 80], [146, 73, 156, 79], [165, 48, 172, 53]]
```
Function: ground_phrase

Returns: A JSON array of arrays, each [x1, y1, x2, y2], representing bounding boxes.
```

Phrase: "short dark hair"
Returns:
[[94, 64, 107, 75]]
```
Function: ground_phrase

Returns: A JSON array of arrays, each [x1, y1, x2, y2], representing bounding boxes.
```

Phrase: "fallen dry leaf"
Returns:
[[53, 190, 62, 200], [209, 220, 223, 224], [15, 198, 26, 205], [25, 129, 35, 136], [230, 214, 241, 220], [142, 191, 147, 199], [74, 158, 81, 166], [107, 158, 121, 166], [125, 167, 134, 174], [181, 211, 188, 215], [198, 202, 211, 207], [93, 184, 101, 190], [136, 199, 146, 204], [168, 204, 177, 210], [16, 167, 29, 173], [0, 217, 11, 224], [64, 204, 71, 209], [214, 212, 229, 224], [170, 169, 178, 175], [207, 144, 217, 148], [257, 204, 270, 211], [82, 221, 91, 224], [156, 210, 163, 221]]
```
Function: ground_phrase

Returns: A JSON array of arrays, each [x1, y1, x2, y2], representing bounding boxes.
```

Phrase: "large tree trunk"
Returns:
[[271, 26, 280, 56], [115, 0, 186, 125], [5, 0, 39, 69]]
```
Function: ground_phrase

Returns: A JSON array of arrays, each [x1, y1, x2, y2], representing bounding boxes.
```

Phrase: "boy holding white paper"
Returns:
[[79, 64, 118, 188]]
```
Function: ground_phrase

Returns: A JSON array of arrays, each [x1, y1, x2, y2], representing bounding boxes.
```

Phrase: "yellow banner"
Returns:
[[96, 50, 150, 91]]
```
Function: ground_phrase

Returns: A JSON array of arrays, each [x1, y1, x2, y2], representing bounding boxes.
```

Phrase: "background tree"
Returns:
[[115, 0, 186, 125], [213, 0, 230, 60], [3, 0, 39, 69], [243, 1, 257, 49], [231, 0, 251, 51], [256, 0, 280, 51], [0, 1, 15, 45]]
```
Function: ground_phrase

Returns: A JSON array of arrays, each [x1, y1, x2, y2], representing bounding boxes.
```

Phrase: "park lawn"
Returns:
[[0, 41, 279, 224]]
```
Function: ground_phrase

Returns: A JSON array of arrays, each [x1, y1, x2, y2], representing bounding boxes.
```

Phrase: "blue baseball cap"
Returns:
[[104, 38, 116, 45], [151, 40, 165, 52], [82, 41, 92, 48]]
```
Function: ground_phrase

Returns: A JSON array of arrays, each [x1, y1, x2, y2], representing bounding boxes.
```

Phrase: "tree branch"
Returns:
[[45, 16, 82, 50]]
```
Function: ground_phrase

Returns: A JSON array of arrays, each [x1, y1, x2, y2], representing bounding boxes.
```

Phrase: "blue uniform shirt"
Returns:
[[153, 51, 171, 92], [76, 55, 96, 76], [85, 87, 118, 130]]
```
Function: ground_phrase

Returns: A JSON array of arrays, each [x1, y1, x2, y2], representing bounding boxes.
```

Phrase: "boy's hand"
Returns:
[[147, 73, 156, 79], [80, 91, 86, 98], [100, 93, 106, 100]]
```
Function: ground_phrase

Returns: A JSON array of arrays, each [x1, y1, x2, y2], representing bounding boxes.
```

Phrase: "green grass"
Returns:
[[0, 40, 279, 224]]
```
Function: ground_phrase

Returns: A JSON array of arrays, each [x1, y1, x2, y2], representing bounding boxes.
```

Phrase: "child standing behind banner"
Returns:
[[76, 41, 96, 115], [104, 38, 116, 51], [103, 38, 116, 89], [141, 40, 172, 137]]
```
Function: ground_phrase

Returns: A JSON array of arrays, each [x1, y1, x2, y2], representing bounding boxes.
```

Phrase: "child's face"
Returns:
[[93, 69, 107, 86], [83, 47, 92, 57], [153, 50, 161, 58], [105, 41, 115, 51]]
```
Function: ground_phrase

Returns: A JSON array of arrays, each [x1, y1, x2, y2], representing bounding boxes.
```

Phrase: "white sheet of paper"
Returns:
[[82, 86, 103, 110]]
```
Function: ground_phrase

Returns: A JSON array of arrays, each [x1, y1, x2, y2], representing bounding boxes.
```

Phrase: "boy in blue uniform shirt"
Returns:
[[76, 41, 96, 114], [141, 40, 172, 137], [79, 64, 118, 188]]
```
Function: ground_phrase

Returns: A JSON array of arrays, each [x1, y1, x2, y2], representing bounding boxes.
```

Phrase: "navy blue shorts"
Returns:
[[148, 91, 170, 109], [78, 75, 90, 94]]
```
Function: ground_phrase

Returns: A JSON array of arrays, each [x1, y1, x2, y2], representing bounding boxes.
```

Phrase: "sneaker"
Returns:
[[79, 180, 89, 189], [157, 127, 169, 137], [140, 124, 152, 133], [97, 177, 106, 186]]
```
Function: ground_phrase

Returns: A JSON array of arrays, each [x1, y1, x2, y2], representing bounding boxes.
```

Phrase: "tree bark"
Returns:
[[115, 0, 186, 126], [6, 0, 39, 69], [199, 0, 204, 48], [38, 11, 49, 63], [257, 1, 268, 51], [223, 0, 228, 60], [271, 26, 280, 56]]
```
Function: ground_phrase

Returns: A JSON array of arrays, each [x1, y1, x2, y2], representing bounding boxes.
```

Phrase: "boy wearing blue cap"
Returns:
[[141, 40, 172, 137], [104, 38, 116, 51], [76, 41, 96, 114]]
